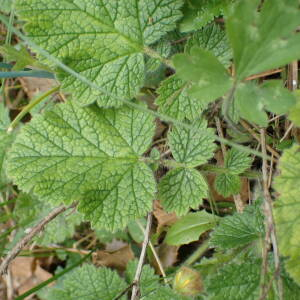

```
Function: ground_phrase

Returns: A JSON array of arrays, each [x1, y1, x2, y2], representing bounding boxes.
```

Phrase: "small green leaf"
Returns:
[[156, 75, 205, 121], [261, 81, 296, 115], [127, 219, 146, 243], [225, 148, 252, 175], [159, 168, 208, 216], [214, 173, 241, 197], [226, 0, 300, 80], [165, 211, 218, 245], [144, 286, 188, 300], [47, 264, 127, 300], [7, 102, 156, 231], [274, 144, 300, 284], [173, 47, 232, 106], [206, 259, 261, 300], [185, 23, 232, 66], [169, 119, 216, 167], [16, 0, 183, 107], [210, 203, 264, 250], [235, 81, 268, 127]]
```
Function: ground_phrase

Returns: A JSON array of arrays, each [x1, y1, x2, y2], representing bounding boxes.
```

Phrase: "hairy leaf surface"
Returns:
[[47, 264, 127, 300], [156, 75, 204, 121], [16, 0, 183, 107], [158, 168, 208, 216], [214, 173, 241, 197], [225, 148, 252, 175], [206, 259, 261, 300], [210, 203, 264, 249], [169, 120, 216, 167], [7, 102, 156, 231]]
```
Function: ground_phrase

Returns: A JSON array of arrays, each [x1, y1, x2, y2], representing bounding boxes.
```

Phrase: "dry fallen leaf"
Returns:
[[92, 245, 134, 272], [154, 200, 178, 234], [10, 257, 52, 298]]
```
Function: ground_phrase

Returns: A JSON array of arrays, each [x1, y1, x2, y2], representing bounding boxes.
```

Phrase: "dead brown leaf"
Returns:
[[92, 245, 134, 272], [153, 200, 178, 234], [10, 257, 52, 299]]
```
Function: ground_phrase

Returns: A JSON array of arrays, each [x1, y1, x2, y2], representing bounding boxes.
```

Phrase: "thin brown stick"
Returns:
[[131, 213, 153, 300], [260, 129, 283, 300], [240, 120, 280, 161], [0, 202, 77, 275]]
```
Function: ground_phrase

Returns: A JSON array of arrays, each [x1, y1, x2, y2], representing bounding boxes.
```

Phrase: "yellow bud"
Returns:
[[173, 266, 203, 296]]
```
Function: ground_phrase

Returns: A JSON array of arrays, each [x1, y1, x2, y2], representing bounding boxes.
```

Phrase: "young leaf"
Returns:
[[226, 0, 300, 80], [169, 119, 216, 167], [173, 47, 232, 106], [165, 211, 218, 245], [274, 144, 300, 284], [0, 131, 14, 188], [47, 264, 127, 300], [0, 102, 10, 130], [210, 203, 264, 249], [7, 102, 156, 231], [145, 286, 188, 300], [185, 23, 232, 66], [158, 168, 208, 216], [16, 0, 183, 107], [206, 259, 261, 300], [156, 75, 205, 121], [214, 173, 241, 198], [225, 148, 252, 175]]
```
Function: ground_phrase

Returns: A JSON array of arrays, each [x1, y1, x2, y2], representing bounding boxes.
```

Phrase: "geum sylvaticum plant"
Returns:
[[1, 0, 300, 299]]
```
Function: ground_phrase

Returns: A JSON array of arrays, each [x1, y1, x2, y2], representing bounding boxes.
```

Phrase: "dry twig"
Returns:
[[131, 213, 153, 300], [0, 202, 77, 275]]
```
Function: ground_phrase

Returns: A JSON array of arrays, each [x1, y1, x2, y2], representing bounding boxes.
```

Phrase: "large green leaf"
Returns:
[[210, 203, 264, 250], [173, 46, 232, 106], [289, 90, 300, 127], [169, 119, 216, 167], [158, 168, 208, 216], [47, 264, 127, 300], [165, 211, 218, 245], [226, 0, 300, 80], [16, 0, 183, 107], [274, 144, 300, 284], [7, 102, 156, 231]]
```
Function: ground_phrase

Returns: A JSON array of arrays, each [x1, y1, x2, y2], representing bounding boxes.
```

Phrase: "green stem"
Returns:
[[144, 46, 174, 69], [7, 85, 60, 132], [184, 239, 210, 266], [15, 251, 93, 300]]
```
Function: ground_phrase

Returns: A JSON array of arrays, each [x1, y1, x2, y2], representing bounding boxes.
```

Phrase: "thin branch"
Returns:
[[260, 129, 283, 300], [0, 202, 77, 275], [136, 220, 167, 282], [131, 213, 153, 300]]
